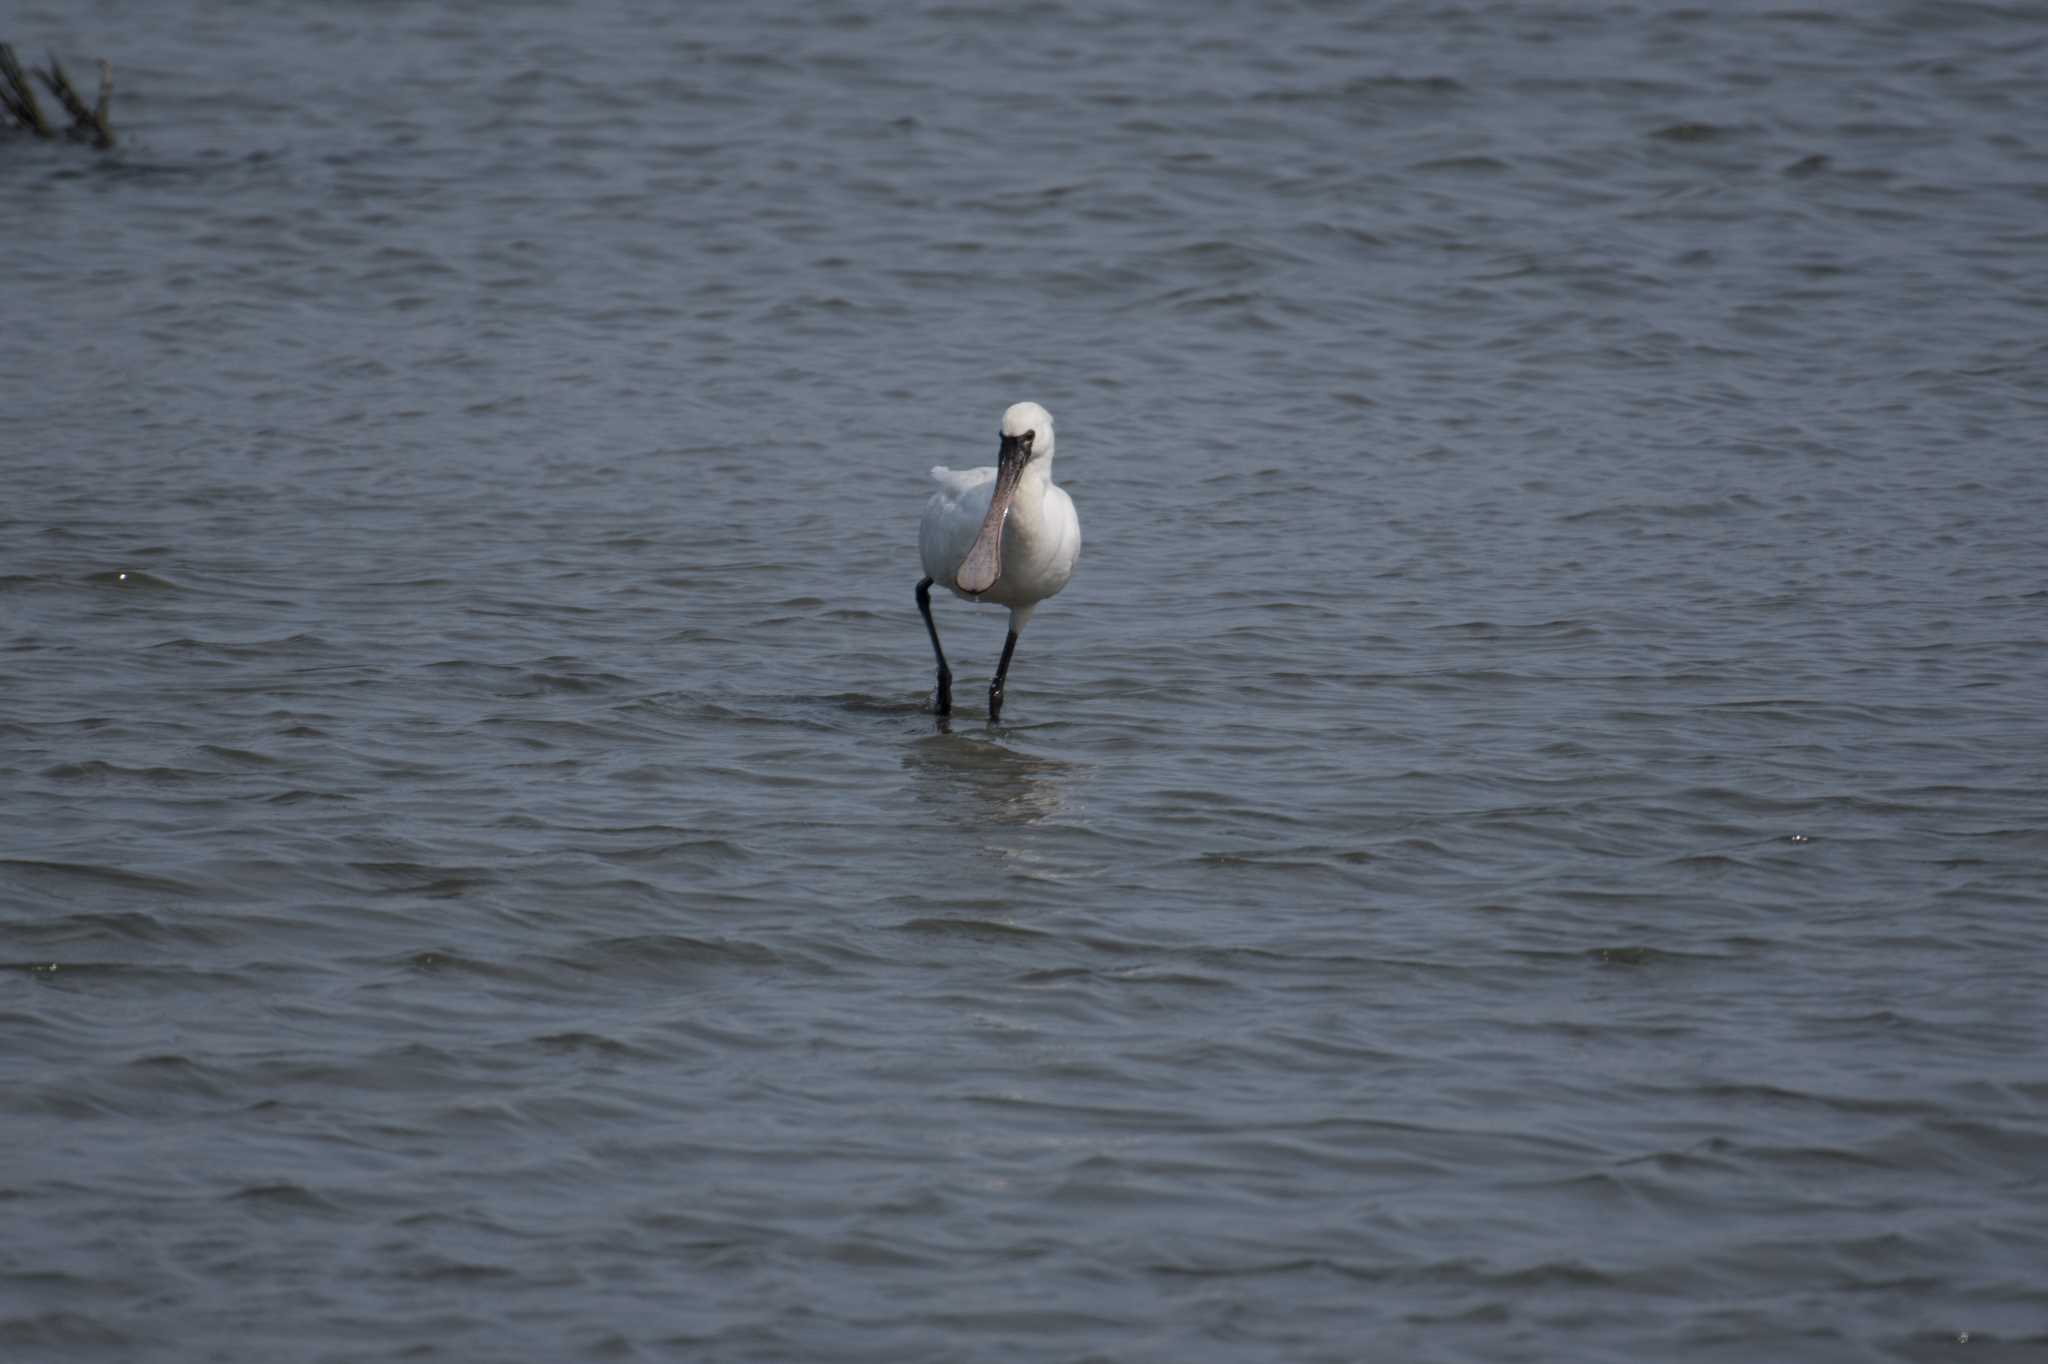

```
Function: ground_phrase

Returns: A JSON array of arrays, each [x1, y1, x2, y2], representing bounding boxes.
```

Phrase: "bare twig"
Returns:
[[40, 54, 88, 120], [0, 46, 22, 124], [38, 51, 114, 148], [2, 42, 115, 148], [0, 43, 52, 136]]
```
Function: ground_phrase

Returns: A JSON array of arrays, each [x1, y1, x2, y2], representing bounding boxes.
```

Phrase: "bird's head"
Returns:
[[999, 402, 1054, 464]]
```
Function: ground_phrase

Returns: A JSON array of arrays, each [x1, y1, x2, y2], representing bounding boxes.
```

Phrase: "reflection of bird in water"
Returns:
[[902, 734, 1074, 828], [916, 401, 1081, 723]]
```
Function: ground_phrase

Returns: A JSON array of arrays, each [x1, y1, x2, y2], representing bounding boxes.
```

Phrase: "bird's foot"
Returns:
[[934, 668, 953, 716], [987, 683, 1004, 724]]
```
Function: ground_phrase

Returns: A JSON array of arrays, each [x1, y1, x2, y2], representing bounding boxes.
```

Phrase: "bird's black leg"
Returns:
[[916, 577, 952, 715], [988, 629, 1019, 723]]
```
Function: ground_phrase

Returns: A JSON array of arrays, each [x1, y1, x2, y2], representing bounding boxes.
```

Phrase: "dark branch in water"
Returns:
[[1, 43, 114, 149], [0, 44, 50, 135]]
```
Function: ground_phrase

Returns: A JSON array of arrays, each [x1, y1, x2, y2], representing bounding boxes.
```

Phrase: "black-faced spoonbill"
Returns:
[[916, 401, 1081, 722]]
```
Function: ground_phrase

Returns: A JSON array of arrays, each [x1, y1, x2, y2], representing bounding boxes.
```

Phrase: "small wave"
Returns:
[[86, 568, 179, 590], [894, 916, 1051, 943]]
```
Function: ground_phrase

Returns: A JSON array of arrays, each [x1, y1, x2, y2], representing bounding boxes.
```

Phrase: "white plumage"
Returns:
[[915, 401, 1081, 720]]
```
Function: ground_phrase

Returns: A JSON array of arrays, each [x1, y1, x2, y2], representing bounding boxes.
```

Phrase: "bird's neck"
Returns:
[[1004, 459, 1055, 547], [1010, 458, 1051, 513]]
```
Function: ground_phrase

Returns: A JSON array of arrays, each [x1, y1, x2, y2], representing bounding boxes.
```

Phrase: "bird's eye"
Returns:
[[1023, 430, 1035, 444]]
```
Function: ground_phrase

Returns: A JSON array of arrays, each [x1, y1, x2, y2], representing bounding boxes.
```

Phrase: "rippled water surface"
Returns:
[[6, 2, 2047, 1360]]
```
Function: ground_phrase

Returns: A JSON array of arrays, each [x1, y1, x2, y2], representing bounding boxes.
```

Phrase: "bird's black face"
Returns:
[[999, 428, 1036, 463]]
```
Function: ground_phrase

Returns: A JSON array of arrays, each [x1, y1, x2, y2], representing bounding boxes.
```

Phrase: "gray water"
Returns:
[[5, 2, 2047, 1360]]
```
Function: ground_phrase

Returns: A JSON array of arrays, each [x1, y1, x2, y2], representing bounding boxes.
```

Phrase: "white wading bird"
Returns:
[[916, 401, 1081, 722]]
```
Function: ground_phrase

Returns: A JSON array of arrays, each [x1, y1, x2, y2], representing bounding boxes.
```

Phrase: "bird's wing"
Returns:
[[928, 464, 995, 496], [920, 465, 999, 588]]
